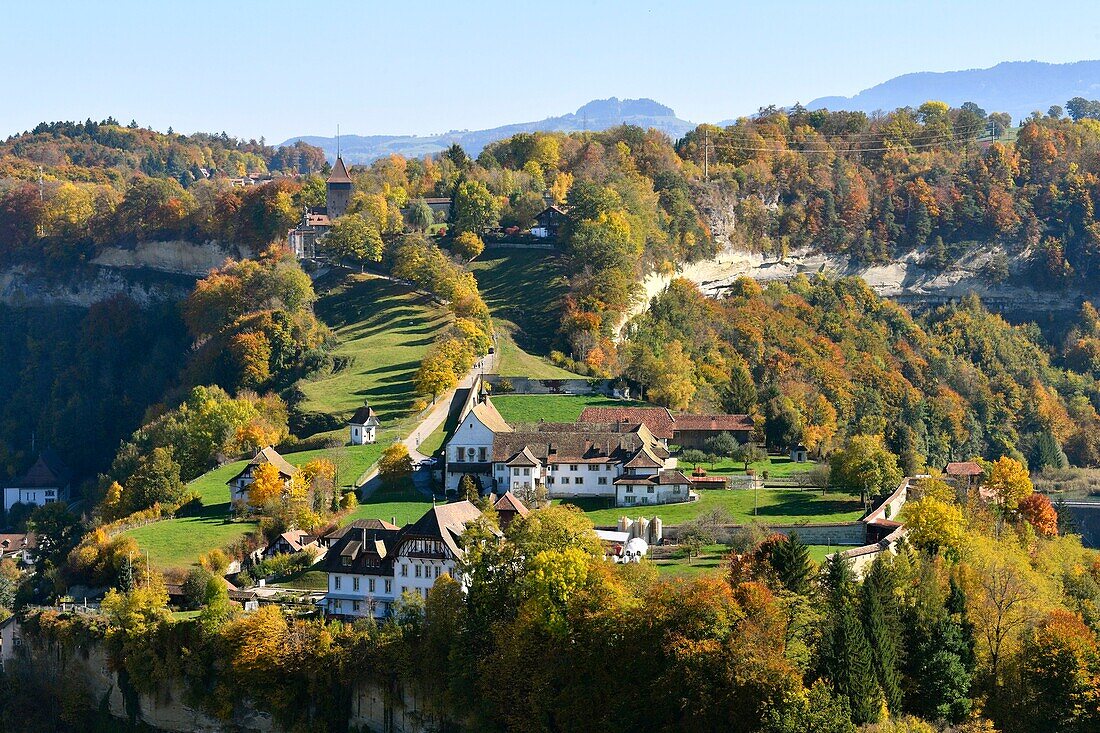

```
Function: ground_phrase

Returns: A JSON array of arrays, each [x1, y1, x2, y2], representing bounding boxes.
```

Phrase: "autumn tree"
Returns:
[[1018, 493, 1058, 538], [379, 442, 413, 484], [247, 462, 286, 508], [647, 340, 696, 409], [986, 456, 1033, 511], [452, 180, 499, 234], [452, 231, 485, 261], [325, 213, 383, 267], [829, 435, 903, 504]]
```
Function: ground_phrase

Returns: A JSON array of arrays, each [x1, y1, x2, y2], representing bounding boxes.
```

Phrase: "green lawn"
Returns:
[[270, 569, 329, 590], [650, 543, 841, 578], [490, 395, 653, 425], [684, 455, 821, 478], [344, 483, 434, 527], [469, 248, 581, 377], [558, 489, 865, 526], [419, 423, 447, 458], [125, 509, 259, 572], [298, 274, 450, 425]]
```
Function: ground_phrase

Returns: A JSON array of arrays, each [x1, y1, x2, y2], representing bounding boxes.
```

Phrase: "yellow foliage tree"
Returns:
[[379, 442, 413, 484], [986, 456, 1033, 511], [247, 462, 285, 508], [901, 496, 967, 555], [648, 340, 696, 410]]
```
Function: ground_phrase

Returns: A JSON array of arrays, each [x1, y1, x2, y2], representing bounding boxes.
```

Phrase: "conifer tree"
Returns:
[[820, 556, 882, 725], [722, 360, 756, 414], [860, 557, 903, 713], [770, 532, 813, 595]]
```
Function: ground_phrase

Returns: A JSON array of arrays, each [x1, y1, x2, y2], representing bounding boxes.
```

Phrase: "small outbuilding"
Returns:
[[349, 405, 380, 445], [790, 444, 809, 463]]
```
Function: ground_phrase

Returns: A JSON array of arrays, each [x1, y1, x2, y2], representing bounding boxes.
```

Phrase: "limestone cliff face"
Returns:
[[1, 239, 247, 308]]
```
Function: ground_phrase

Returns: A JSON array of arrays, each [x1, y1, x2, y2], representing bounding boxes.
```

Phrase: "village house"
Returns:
[[445, 399, 512, 492], [0, 532, 36, 565], [264, 529, 320, 558], [530, 204, 572, 239], [227, 446, 299, 505], [287, 156, 354, 259], [322, 502, 499, 620], [493, 491, 529, 529], [946, 461, 984, 501], [348, 404, 380, 445], [2, 450, 71, 513]]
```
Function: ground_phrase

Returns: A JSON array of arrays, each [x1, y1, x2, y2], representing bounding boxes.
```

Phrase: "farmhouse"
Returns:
[[322, 502, 498, 620], [671, 413, 754, 448], [2, 450, 71, 513], [531, 204, 572, 239], [0, 533, 36, 564], [264, 529, 319, 558], [348, 404, 380, 445], [445, 399, 512, 492], [227, 446, 299, 505], [577, 406, 677, 445]]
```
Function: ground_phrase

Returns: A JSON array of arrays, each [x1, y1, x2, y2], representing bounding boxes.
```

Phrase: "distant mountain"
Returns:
[[280, 98, 695, 164], [805, 60, 1100, 123]]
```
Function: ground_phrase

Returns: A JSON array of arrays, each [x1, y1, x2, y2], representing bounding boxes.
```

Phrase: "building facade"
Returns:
[[2, 451, 70, 513], [445, 400, 512, 492], [226, 446, 299, 505]]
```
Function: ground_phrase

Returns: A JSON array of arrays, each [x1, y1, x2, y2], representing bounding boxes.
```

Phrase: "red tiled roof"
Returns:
[[494, 491, 529, 517], [673, 414, 754, 432], [946, 461, 983, 476], [578, 407, 676, 440], [327, 156, 353, 184]]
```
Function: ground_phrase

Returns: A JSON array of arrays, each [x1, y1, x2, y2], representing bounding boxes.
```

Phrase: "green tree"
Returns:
[[820, 557, 882, 725], [764, 396, 803, 450], [27, 502, 82, 574], [722, 360, 756, 413], [734, 442, 768, 470], [828, 435, 903, 504], [703, 432, 739, 461], [452, 180, 499, 235], [325, 213, 383, 267], [459, 473, 480, 502], [406, 198, 435, 231], [123, 446, 185, 513], [769, 532, 812, 594], [762, 680, 855, 733], [861, 557, 903, 713]]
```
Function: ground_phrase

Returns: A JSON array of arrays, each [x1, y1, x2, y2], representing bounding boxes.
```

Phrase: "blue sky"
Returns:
[[4, 0, 1100, 143]]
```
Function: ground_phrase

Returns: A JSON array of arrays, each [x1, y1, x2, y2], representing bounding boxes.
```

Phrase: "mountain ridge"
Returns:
[[805, 59, 1100, 122], [280, 97, 694, 163]]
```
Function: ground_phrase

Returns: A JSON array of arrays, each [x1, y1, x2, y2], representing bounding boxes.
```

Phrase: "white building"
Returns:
[[348, 405, 380, 445], [0, 617, 21, 670], [491, 422, 692, 507], [3, 450, 70, 513], [226, 446, 299, 505], [445, 399, 512, 492], [321, 501, 499, 620]]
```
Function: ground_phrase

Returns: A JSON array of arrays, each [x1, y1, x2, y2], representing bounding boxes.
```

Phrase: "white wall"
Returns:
[[326, 571, 394, 618], [3, 487, 58, 512], [445, 411, 497, 490]]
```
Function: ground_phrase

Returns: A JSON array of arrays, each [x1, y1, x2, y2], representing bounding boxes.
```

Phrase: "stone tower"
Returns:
[[326, 156, 353, 219]]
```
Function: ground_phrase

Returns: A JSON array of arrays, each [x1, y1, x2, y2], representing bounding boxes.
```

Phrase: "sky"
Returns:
[[4, 0, 1100, 144]]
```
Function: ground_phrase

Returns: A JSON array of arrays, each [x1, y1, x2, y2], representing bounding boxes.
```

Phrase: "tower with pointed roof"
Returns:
[[326, 157, 353, 219]]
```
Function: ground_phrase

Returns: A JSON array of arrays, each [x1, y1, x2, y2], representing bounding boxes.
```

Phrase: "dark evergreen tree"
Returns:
[[820, 556, 882, 725], [722, 360, 756, 414], [860, 557, 903, 713], [770, 532, 813, 595]]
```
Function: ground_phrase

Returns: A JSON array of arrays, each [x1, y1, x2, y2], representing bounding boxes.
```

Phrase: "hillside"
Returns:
[[281, 97, 696, 163], [806, 60, 1100, 122]]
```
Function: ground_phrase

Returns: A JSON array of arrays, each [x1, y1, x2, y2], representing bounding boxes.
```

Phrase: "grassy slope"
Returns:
[[684, 455, 820, 478], [490, 395, 652, 424], [128, 274, 451, 571], [468, 248, 579, 377], [559, 489, 864, 526], [298, 274, 450, 424], [651, 543, 839, 578]]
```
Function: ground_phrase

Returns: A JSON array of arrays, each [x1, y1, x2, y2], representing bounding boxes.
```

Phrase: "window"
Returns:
[[598, 477, 607, 485], [385, 580, 392, 594], [570, 464, 578, 471], [400, 564, 408, 577], [673, 485, 681, 494], [434, 566, 441, 578], [334, 576, 342, 590], [575, 477, 584, 485], [561, 477, 570, 485], [478, 447, 487, 461], [335, 600, 343, 611], [353, 601, 361, 612], [415, 565, 422, 578], [547, 476, 554, 485], [467, 447, 476, 460], [523, 468, 530, 476], [353, 577, 360, 591], [589, 464, 599, 472], [513, 468, 520, 476], [647, 486, 655, 494], [625, 496, 635, 504], [626, 486, 633, 493], [368, 578, 376, 592]]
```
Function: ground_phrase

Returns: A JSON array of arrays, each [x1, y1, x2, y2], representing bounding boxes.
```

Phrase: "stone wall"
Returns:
[[485, 375, 609, 395]]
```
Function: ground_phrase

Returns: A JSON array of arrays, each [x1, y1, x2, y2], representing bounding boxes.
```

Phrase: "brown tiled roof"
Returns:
[[623, 446, 664, 469], [473, 400, 513, 433], [492, 428, 660, 464], [8, 450, 70, 488], [400, 500, 494, 560], [493, 491, 529, 517], [946, 461, 983, 476], [0, 533, 36, 552], [349, 405, 379, 426], [505, 447, 539, 467], [252, 447, 298, 477], [656, 469, 692, 485], [327, 156, 353, 184], [578, 407, 676, 440], [673, 414, 754, 432]]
